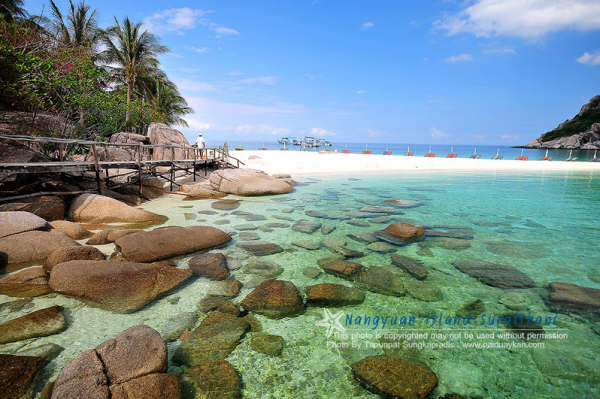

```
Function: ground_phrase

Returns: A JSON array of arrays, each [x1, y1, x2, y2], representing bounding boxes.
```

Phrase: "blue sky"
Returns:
[[27, 0, 600, 145]]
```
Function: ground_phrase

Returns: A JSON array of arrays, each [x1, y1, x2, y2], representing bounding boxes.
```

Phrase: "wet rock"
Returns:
[[321, 225, 336, 235], [484, 240, 543, 258], [321, 260, 364, 279], [188, 253, 229, 280], [306, 283, 365, 306], [588, 272, 600, 284], [110, 373, 180, 399], [251, 334, 284, 356], [17, 342, 64, 362], [180, 360, 240, 399], [375, 230, 411, 246], [322, 238, 346, 251], [199, 297, 240, 316], [273, 215, 294, 222], [457, 299, 485, 318], [0, 305, 66, 344], [0, 354, 46, 399], [292, 239, 321, 250], [234, 223, 258, 231], [452, 258, 535, 289], [347, 231, 377, 244], [237, 241, 283, 256], [44, 246, 105, 270], [244, 258, 283, 278], [238, 232, 259, 240], [499, 292, 530, 311], [244, 276, 267, 289], [184, 213, 196, 221], [384, 199, 421, 208], [370, 216, 392, 224], [0, 266, 51, 297], [174, 312, 249, 366], [180, 182, 226, 199], [208, 168, 293, 196], [351, 355, 438, 399], [547, 282, 600, 312], [292, 220, 322, 233], [417, 248, 434, 257], [214, 219, 230, 225], [198, 210, 218, 215], [240, 279, 304, 318], [0, 230, 78, 271], [305, 210, 328, 218], [207, 279, 242, 298], [264, 222, 289, 228], [421, 237, 471, 250], [391, 254, 428, 280], [115, 226, 231, 262], [317, 255, 345, 267], [0, 298, 33, 315], [49, 220, 92, 240], [360, 206, 401, 214], [86, 229, 142, 245], [211, 199, 241, 211], [243, 214, 267, 222], [367, 242, 396, 253], [68, 194, 166, 224], [382, 222, 425, 242], [333, 246, 365, 258], [356, 267, 406, 297], [302, 266, 322, 279], [405, 280, 443, 302], [49, 260, 192, 313], [0, 195, 66, 222]]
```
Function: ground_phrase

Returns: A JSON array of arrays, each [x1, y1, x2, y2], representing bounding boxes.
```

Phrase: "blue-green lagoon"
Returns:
[[2, 170, 600, 398]]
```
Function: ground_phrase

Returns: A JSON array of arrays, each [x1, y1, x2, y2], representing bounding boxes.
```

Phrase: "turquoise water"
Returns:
[[2, 170, 600, 398]]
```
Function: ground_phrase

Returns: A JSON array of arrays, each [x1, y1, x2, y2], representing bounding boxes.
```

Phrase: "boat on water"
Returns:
[[278, 137, 293, 145], [287, 136, 330, 148], [491, 148, 503, 160], [565, 149, 578, 161], [469, 147, 481, 159], [592, 150, 598, 162]]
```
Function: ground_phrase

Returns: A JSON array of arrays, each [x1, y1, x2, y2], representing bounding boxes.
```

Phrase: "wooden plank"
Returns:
[[0, 190, 93, 204]]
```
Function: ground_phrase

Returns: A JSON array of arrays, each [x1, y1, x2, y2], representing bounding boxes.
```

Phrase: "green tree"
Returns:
[[146, 78, 192, 127], [48, 0, 99, 50], [99, 17, 167, 127], [0, 0, 27, 21]]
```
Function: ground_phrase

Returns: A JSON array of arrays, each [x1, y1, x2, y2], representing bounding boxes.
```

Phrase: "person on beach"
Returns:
[[193, 133, 206, 158]]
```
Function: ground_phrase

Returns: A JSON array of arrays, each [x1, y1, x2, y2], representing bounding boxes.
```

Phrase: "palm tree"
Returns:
[[48, 0, 98, 49], [0, 0, 26, 21], [147, 79, 192, 127], [99, 17, 167, 127]]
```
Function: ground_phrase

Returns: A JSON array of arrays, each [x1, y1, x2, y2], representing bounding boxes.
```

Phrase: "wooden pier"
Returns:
[[0, 135, 244, 202]]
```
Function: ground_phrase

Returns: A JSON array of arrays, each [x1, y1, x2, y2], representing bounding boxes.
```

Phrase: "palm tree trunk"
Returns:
[[126, 81, 132, 127]]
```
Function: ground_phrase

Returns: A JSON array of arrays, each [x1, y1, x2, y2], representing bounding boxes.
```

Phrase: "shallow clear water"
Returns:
[[2, 170, 600, 398]]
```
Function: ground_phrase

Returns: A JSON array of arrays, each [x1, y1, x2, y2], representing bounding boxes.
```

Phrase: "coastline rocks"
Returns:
[[347, 232, 377, 244], [292, 220, 322, 233], [181, 360, 241, 399], [48, 260, 192, 313], [17, 342, 64, 362], [367, 242, 396, 253], [251, 334, 284, 356], [384, 199, 421, 208], [383, 223, 425, 242], [199, 297, 240, 316], [237, 241, 283, 256], [0, 305, 66, 344], [68, 194, 167, 224], [173, 311, 249, 367], [188, 253, 229, 280], [355, 267, 406, 297], [44, 246, 105, 270], [292, 239, 321, 250], [0, 211, 48, 239], [209, 168, 293, 196], [86, 229, 142, 245], [240, 280, 304, 318], [115, 226, 231, 262], [321, 225, 336, 235], [391, 254, 428, 280], [180, 182, 226, 199], [207, 279, 242, 298], [351, 355, 438, 399], [420, 237, 471, 251], [547, 282, 600, 312], [452, 258, 535, 289], [0, 266, 52, 297], [306, 283, 365, 306], [405, 280, 443, 302], [212, 199, 240, 211], [321, 260, 364, 279], [0, 230, 78, 270], [317, 255, 345, 267], [160, 312, 198, 342], [0, 354, 46, 399], [244, 259, 283, 278], [0, 195, 65, 221], [360, 206, 400, 214], [51, 325, 179, 399], [148, 122, 191, 160], [49, 220, 92, 240]]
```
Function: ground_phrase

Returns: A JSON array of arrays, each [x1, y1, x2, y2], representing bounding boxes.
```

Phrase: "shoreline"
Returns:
[[232, 150, 600, 176]]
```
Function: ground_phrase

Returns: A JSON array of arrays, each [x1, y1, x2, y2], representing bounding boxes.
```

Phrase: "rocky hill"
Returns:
[[524, 95, 600, 149]]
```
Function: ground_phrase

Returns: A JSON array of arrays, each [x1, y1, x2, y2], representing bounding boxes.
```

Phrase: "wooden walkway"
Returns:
[[0, 134, 244, 200]]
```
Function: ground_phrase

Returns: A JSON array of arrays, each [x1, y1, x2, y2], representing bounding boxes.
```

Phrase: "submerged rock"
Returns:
[[0, 305, 66, 344], [420, 237, 471, 250], [49, 220, 92, 240], [347, 220, 370, 227], [44, 246, 105, 270], [405, 280, 443, 302], [355, 267, 406, 297], [499, 292, 530, 311], [115, 226, 231, 262], [0, 230, 78, 270], [347, 231, 377, 243], [0, 266, 52, 297], [305, 283, 365, 306], [302, 266, 322, 279], [321, 260, 364, 279], [188, 253, 229, 280], [160, 312, 198, 342], [68, 193, 166, 224], [0, 354, 46, 399], [174, 312, 249, 366], [366, 242, 396, 253], [351, 355, 438, 399], [292, 239, 321, 250], [86, 229, 142, 245], [49, 260, 192, 313], [321, 225, 336, 235], [452, 258, 535, 289], [211, 199, 241, 211], [391, 254, 428, 280], [238, 232, 259, 240], [317, 255, 345, 267], [237, 241, 283, 256], [181, 360, 240, 399], [240, 279, 304, 318], [382, 222, 425, 242], [244, 259, 283, 278], [547, 282, 600, 312], [0, 211, 48, 239], [457, 299, 485, 318], [16, 342, 64, 362], [360, 206, 401, 214], [384, 199, 421, 208], [199, 297, 240, 316], [333, 246, 365, 258], [292, 220, 322, 233], [251, 334, 284, 356], [207, 279, 242, 298]]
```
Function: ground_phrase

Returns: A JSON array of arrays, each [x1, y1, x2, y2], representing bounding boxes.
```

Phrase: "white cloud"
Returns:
[[311, 127, 336, 137], [235, 124, 290, 136], [190, 46, 209, 54], [367, 129, 384, 137], [436, 0, 600, 39], [238, 76, 280, 85], [577, 51, 600, 65], [356, 90, 367, 95], [361, 21, 374, 30], [430, 128, 448, 138], [144, 8, 238, 36], [172, 78, 215, 92], [500, 134, 519, 140], [445, 53, 473, 63], [213, 25, 239, 35], [483, 47, 516, 55], [187, 118, 211, 130]]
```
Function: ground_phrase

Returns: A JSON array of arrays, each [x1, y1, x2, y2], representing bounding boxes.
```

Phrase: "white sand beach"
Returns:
[[232, 150, 600, 175]]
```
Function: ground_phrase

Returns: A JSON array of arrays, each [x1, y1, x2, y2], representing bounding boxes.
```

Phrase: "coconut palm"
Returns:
[[99, 16, 167, 126], [0, 0, 26, 21], [48, 0, 99, 49], [147, 78, 192, 127]]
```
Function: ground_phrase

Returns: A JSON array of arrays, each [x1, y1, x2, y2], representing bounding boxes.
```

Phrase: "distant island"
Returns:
[[524, 95, 600, 149]]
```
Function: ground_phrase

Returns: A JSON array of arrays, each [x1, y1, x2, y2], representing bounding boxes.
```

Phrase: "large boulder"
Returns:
[[44, 246, 105, 270], [0, 230, 79, 271], [240, 279, 304, 318], [351, 355, 438, 399], [382, 223, 425, 242], [0, 354, 46, 399], [391, 254, 428, 280], [86, 132, 149, 162], [86, 229, 142, 245], [547, 282, 600, 313], [51, 325, 180, 399], [173, 311, 249, 367], [148, 123, 192, 160], [0, 266, 51, 297], [305, 283, 365, 306], [188, 253, 229, 280], [180, 182, 226, 199], [0, 305, 66, 344], [68, 194, 167, 224], [115, 226, 231, 263], [48, 260, 192, 313], [208, 168, 293, 196], [452, 258, 535, 289], [49, 220, 92, 240], [0, 196, 65, 221], [181, 360, 241, 399], [0, 211, 48, 239]]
